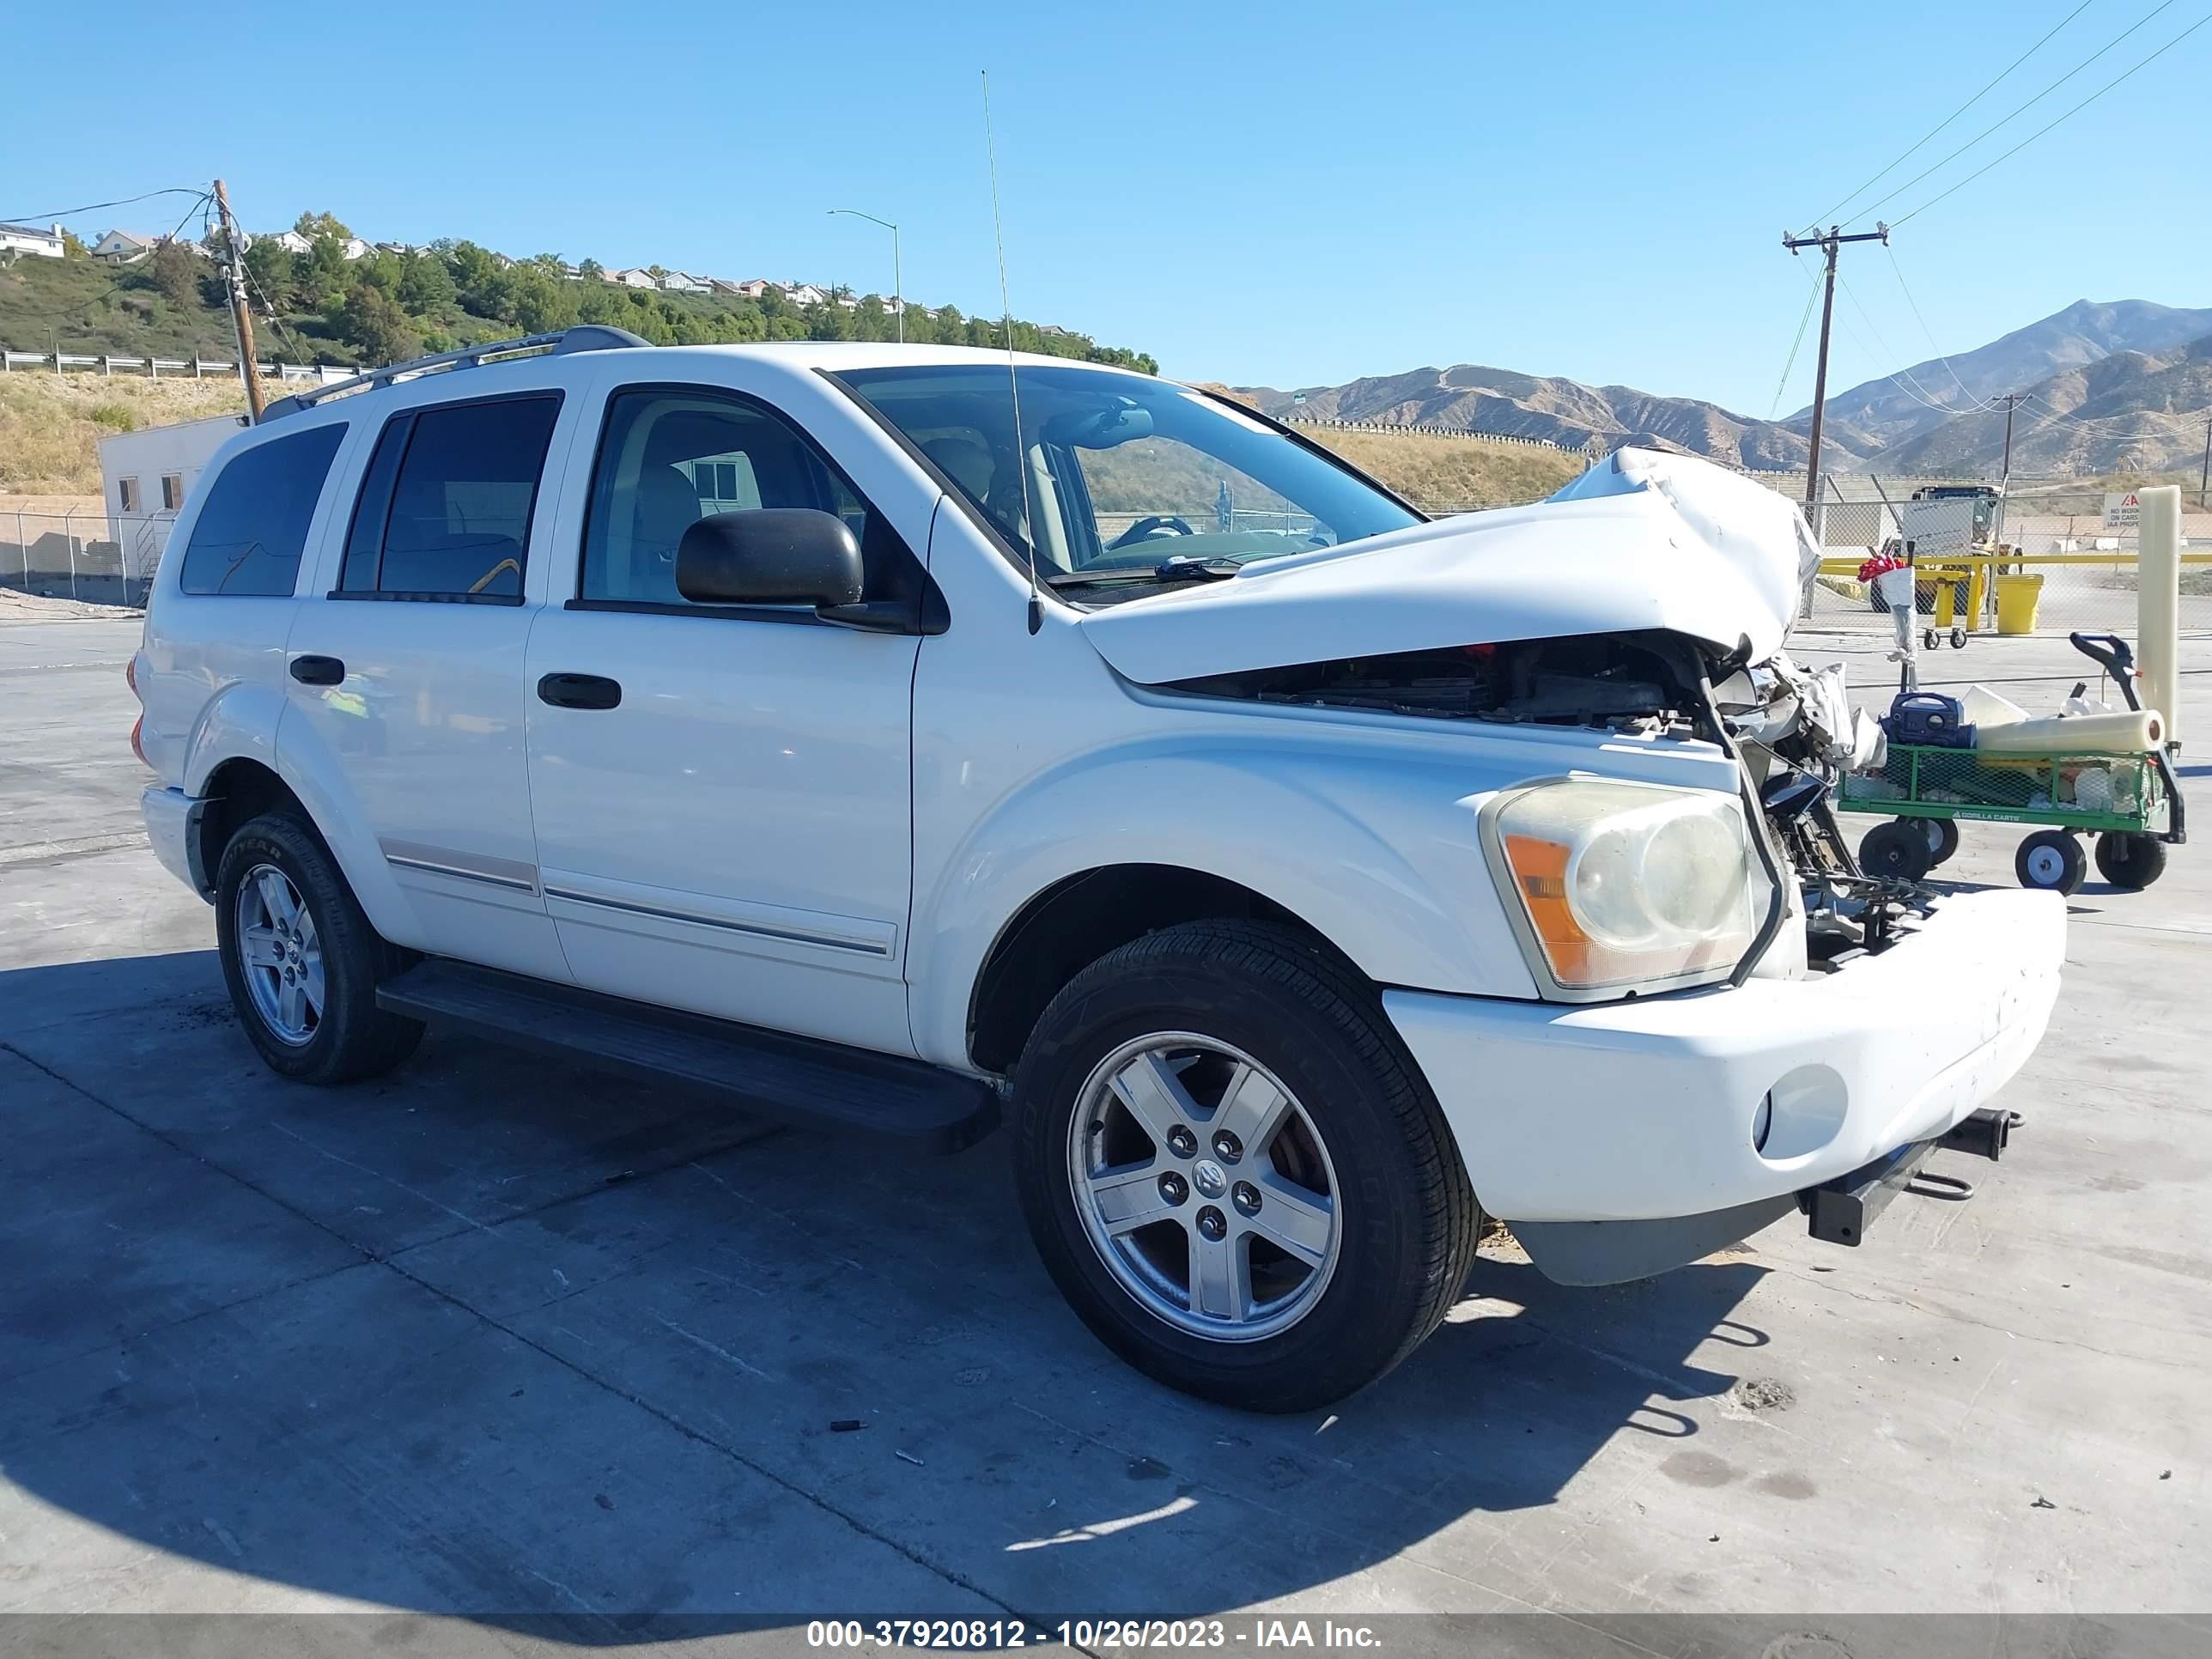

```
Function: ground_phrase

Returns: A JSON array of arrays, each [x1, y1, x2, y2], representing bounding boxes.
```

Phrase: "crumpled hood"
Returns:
[[1079, 447, 1820, 685]]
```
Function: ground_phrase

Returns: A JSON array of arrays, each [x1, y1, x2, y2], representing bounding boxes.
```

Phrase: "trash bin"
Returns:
[[1996, 573, 2044, 635]]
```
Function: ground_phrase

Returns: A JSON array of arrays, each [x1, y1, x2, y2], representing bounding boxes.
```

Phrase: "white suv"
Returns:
[[133, 328, 2063, 1411]]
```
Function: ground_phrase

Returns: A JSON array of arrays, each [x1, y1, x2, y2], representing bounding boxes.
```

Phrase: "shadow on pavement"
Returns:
[[1, 949, 1766, 1632]]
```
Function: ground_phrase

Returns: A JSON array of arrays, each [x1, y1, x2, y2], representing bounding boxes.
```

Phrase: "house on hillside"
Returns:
[[603, 267, 658, 289], [262, 229, 314, 254], [784, 283, 828, 307], [658, 270, 708, 293], [90, 229, 155, 264], [724, 278, 775, 299], [0, 222, 64, 258]]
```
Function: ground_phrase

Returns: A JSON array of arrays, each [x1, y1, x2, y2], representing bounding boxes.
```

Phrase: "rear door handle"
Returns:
[[538, 672, 622, 711], [289, 654, 344, 686]]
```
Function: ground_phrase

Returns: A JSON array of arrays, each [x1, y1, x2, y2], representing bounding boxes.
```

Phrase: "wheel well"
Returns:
[[967, 865, 1346, 1075], [195, 759, 308, 890]]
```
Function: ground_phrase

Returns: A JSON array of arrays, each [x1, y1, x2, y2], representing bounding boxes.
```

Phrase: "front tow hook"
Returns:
[[1800, 1108, 2021, 1247]]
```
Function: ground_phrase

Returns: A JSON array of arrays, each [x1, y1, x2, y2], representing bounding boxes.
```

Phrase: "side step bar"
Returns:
[[376, 961, 999, 1153], [1802, 1108, 2016, 1246]]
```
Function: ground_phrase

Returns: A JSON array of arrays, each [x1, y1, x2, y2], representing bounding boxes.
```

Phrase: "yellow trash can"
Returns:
[[1933, 575, 1956, 627], [1995, 573, 2044, 635]]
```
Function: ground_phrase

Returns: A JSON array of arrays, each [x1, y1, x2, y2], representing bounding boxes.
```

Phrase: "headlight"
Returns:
[[1486, 780, 1759, 998]]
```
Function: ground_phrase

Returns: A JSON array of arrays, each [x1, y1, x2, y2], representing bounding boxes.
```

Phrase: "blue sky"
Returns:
[[5, 0, 2203, 415]]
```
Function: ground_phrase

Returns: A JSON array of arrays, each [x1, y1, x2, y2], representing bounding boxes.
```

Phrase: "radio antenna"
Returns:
[[982, 69, 1042, 635]]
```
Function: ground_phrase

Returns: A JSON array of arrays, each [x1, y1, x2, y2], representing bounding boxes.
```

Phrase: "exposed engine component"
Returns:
[[1167, 632, 1702, 736]]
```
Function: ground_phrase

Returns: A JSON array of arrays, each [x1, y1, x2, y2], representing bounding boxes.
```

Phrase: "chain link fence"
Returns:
[[1, 509, 167, 606]]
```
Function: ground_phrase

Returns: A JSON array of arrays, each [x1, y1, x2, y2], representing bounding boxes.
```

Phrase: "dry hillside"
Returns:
[[0, 374, 250, 494], [1, 369, 1586, 512]]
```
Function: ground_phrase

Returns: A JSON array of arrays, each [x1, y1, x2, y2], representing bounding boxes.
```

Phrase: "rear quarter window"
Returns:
[[177, 424, 347, 597]]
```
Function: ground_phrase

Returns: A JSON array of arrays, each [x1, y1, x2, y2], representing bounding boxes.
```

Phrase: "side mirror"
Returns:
[[676, 509, 864, 608]]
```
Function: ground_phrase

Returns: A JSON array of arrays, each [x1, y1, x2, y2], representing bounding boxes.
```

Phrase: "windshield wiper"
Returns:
[[1042, 556, 1242, 592]]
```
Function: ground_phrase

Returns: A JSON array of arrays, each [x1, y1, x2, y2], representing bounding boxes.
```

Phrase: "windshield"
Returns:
[[831, 363, 1420, 595]]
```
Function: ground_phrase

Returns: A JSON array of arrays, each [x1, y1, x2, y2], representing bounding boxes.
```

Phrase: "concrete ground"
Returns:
[[3, 600, 2209, 1641]]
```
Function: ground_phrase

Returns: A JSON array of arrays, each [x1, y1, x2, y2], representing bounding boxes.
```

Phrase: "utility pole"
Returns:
[[212, 179, 264, 422], [1995, 392, 2021, 548], [1783, 222, 1889, 514], [2200, 412, 2209, 509]]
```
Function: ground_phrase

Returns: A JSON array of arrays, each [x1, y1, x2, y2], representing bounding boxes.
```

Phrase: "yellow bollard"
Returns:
[[1965, 562, 1988, 633]]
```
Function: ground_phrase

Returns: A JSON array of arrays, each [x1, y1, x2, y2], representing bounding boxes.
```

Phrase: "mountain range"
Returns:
[[1240, 299, 2212, 478]]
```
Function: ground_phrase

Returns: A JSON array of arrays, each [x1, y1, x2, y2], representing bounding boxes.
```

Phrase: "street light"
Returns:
[[827, 209, 902, 343]]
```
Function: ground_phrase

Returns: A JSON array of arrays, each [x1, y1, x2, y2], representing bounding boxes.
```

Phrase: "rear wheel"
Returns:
[[1012, 921, 1479, 1413], [1923, 817, 1960, 867], [2094, 832, 2167, 890], [215, 811, 422, 1084], [2015, 830, 2087, 896]]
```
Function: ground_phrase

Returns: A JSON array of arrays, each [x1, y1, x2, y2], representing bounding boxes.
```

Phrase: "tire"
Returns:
[[1860, 819, 1933, 881], [1923, 628, 1942, 653], [1950, 626, 1969, 650], [2094, 832, 2167, 890], [1011, 920, 1480, 1413], [215, 810, 423, 1084], [1923, 817, 1960, 867], [2014, 830, 2087, 896]]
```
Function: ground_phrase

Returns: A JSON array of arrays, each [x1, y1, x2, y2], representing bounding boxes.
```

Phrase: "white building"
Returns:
[[658, 270, 709, 293], [603, 267, 659, 289], [0, 222, 64, 258], [99, 414, 250, 571], [90, 229, 155, 264]]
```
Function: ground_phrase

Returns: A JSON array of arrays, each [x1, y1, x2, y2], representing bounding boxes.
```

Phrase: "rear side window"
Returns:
[[340, 394, 561, 601], [177, 424, 345, 597]]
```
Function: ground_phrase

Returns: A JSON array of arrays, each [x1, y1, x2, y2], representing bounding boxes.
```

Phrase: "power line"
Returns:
[[1851, 0, 2182, 227], [1836, 271, 1984, 416], [1890, 9, 2212, 226], [1769, 265, 1825, 417], [1883, 243, 1996, 410], [1805, 0, 2097, 230], [0, 185, 211, 226]]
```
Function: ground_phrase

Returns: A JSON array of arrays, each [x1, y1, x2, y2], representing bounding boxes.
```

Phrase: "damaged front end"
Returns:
[[1711, 647, 1937, 968], [1163, 626, 1920, 986]]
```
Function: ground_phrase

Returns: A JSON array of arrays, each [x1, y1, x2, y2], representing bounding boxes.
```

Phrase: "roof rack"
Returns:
[[258, 325, 650, 422]]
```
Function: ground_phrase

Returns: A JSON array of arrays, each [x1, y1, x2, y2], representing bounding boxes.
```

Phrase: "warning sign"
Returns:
[[2105, 491, 2141, 530]]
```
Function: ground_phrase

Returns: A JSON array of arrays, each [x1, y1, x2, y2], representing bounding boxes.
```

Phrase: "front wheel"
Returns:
[[1012, 921, 1479, 1413], [2015, 830, 2087, 896], [215, 811, 423, 1084], [1861, 819, 1933, 881]]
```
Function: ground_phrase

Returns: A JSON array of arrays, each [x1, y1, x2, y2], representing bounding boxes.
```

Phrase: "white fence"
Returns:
[[1283, 416, 1595, 458], [0, 349, 353, 384]]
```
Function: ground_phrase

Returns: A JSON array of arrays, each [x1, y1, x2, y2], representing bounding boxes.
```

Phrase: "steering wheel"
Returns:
[[1107, 514, 1196, 550]]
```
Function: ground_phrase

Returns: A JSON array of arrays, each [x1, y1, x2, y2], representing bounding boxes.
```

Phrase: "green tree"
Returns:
[[577, 257, 604, 281], [242, 239, 297, 310], [149, 240, 199, 307], [398, 251, 455, 311], [336, 283, 422, 366], [61, 228, 88, 259], [293, 210, 353, 240]]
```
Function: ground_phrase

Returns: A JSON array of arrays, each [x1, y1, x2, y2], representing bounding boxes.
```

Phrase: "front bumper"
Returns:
[[1385, 888, 2063, 1233]]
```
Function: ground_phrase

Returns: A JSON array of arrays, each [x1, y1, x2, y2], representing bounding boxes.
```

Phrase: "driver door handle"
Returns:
[[289, 654, 345, 686], [538, 672, 622, 711]]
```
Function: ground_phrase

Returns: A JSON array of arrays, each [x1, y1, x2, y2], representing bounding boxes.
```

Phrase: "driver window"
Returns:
[[581, 387, 868, 605], [1068, 437, 1310, 563]]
